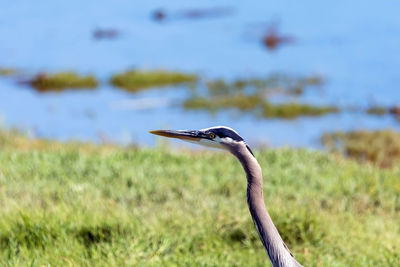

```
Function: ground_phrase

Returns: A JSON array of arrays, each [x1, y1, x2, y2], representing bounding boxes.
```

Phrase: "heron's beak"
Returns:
[[149, 129, 203, 142]]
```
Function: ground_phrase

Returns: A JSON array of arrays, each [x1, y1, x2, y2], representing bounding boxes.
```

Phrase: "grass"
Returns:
[[110, 70, 197, 92], [0, 132, 399, 266], [322, 130, 400, 168], [29, 72, 98, 91]]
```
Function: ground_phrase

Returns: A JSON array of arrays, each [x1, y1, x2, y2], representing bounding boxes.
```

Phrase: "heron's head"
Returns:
[[150, 126, 254, 156]]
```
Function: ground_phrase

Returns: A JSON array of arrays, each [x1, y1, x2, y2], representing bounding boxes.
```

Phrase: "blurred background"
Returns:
[[1, 0, 400, 148]]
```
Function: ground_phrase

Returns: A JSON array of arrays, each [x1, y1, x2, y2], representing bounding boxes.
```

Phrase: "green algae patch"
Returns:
[[183, 74, 337, 119], [205, 75, 323, 97], [322, 130, 400, 168], [262, 103, 338, 118], [366, 106, 388, 115], [0, 67, 17, 76], [184, 96, 337, 118], [29, 72, 98, 92], [110, 70, 197, 92], [184, 94, 263, 112]]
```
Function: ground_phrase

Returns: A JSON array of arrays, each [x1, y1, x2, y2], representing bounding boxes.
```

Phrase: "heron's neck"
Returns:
[[231, 144, 301, 267]]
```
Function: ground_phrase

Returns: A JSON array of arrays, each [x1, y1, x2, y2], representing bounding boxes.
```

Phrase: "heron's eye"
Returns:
[[209, 133, 216, 139]]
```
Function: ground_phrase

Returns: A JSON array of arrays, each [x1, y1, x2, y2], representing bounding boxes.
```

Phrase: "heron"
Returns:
[[150, 126, 303, 267]]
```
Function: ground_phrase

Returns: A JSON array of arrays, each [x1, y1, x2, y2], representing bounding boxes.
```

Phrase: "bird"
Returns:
[[150, 126, 303, 267]]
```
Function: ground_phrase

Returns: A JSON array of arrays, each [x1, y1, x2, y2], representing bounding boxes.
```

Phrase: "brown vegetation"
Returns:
[[322, 130, 400, 168]]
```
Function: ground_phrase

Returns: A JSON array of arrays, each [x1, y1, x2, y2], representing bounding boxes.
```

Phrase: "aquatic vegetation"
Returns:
[[366, 106, 387, 115], [0, 67, 17, 76], [184, 94, 337, 118], [205, 74, 323, 96], [183, 94, 263, 112], [206, 78, 269, 96], [322, 130, 400, 168], [110, 70, 197, 92], [184, 74, 335, 118], [29, 72, 98, 91], [262, 103, 338, 118], [152, 7, 234, 22], [93, 28, 120, 40], [365, 105, 400, 122]]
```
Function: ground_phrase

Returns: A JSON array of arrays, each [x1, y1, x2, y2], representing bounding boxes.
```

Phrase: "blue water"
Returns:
[[0, 1, 399, 147]]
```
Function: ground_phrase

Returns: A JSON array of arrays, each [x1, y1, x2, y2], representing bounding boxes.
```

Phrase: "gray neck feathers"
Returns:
[[230, 143, 303, 267]]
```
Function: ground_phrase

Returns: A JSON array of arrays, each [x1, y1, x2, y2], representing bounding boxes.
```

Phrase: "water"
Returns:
[[1, 0, 399, 147]]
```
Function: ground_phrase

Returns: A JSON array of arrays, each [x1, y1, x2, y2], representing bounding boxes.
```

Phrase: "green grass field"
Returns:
[[0, 134, 399, 266]]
